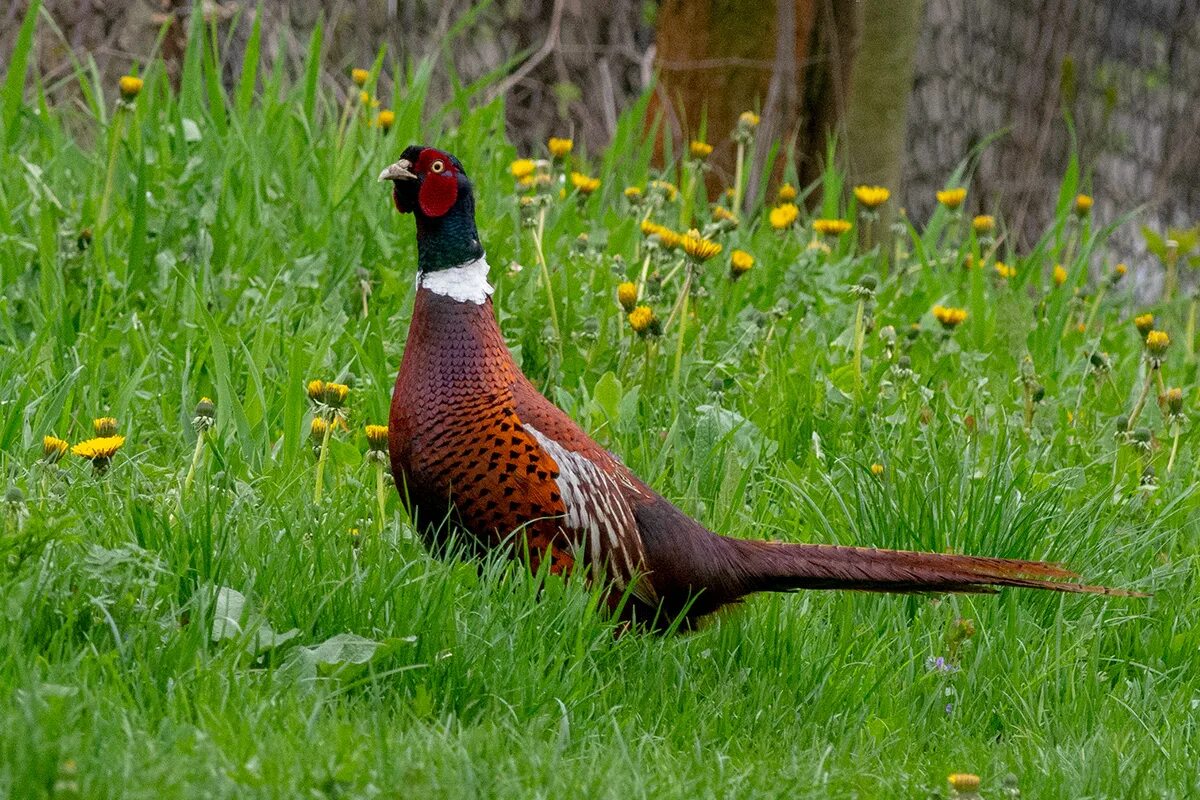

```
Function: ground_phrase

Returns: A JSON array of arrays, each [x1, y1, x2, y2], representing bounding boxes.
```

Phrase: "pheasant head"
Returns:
[[380, 145, 483, 273]]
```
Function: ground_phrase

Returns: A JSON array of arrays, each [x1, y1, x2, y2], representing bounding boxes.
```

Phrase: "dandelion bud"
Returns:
[[377, 109, 394, 132], [869, 463, 884, 477], [365, 424, 389, 452], [1031, 382, 1045, 403], [1145, 330, 1170, 358], [5, 486, 25, 507], [623, 186, 642, 204], [1165, 387, 1183, 416], [617, 282, 638, 312], [853, 274, 877, 298], [77, 228, 92, 251], [1074, 193, 1093, 215], [777, 183, 798, 203], [323, 382, 350, 409], [310, 417, 329, 446], [1053, 264, 1067, 286], [948, 773, 982, 796], [897, 355, 911, 371], [880, 325, 896, 344], [1112, 263, 1127, 282], [1132, 427, 1153, 450], [42, 435, 69, 465], [193, 397, 216, 432], [306, 380, 326, 402], [118, 75, 143, 101], [1115, 414, 1130, 434], [93, 417, 118, 437], [688, 140, 713, 160], [1088, 351, 1111, 372], [351, 68, 369, 87], [737, 111, 760, 129], [1133, 313, 1154, 336]]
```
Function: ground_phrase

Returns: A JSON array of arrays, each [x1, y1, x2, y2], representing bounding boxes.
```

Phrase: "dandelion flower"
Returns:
[[854, 185, 890, 209], [650, 180, 679, 201], [93, 417, 118, 437], [712, 206, 738, 225], [1074, 193, 1093, 215], [623, 186, 643, 203], [310, 417, 330, 445], [936, 187, 967, 209], [1146, 330, 1170, 358], [777, 183, 798, 203], [509, 159, 536, 180], [376, 110, 394, 132], [933, 305, 968, 329], [1164, 387, 1183, 416], [43, 436, 69, 465], [680, 229, 722, 262], [617, 282, 638, 312], [689, 140, 713, 159], [1134, 313, 1155, 336], [118, 75, 143, 101], [870, 463, 885, 476], [813, 218, 852, 236], [948, 773, 981, 794], [628, 306, 660, 337], [1114, 263, 1127, 279], [351, 68, 369, 87], [358, 91, 379, 108], [994, 262, 1016, 279], [548, 137, 573, 158], [769, 203, 799, 230], [729, 250, 754, 278], [738, 111, 760, 128], [323, 382, 350, 409], [1053, 264, 1067, 286], [365, 424, 389, 452], [972, 215, 995, 234], [306, 380, 326, 401], [641, 220, 681, 249], [72, 436, 125, 474], [569, 172, 601, 195]]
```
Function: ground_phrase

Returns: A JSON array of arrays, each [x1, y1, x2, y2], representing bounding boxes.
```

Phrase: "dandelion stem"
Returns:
[[375, 461, 387, 535], [313, 416, 335, 504], [183, 433, 206, 496], [1080, 283, 1108, 337], [733, 141, 745, 214], [531, 207, 563, 364], [1167, 423, 1181, 474], [671, 269, 694, 394], [851, 297, 866, 401], [1125, 365, 1157, 431]]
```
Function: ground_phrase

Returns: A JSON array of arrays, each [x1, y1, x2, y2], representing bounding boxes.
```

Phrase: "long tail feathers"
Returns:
[[732, 540, 1144, 597]]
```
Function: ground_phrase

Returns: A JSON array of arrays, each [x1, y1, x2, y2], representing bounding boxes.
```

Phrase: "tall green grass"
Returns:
[[0, 5, 1196, 798]]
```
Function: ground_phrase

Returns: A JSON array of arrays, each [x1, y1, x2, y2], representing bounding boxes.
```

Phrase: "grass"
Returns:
[[1, 6, 1197, 798]]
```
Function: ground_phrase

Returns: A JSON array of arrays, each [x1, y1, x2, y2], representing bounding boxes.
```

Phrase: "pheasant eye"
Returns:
[[430, 160, 445, 174]]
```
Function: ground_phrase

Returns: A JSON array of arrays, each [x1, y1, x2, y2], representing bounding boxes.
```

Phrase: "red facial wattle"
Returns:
[[418, 170, 458, 217]]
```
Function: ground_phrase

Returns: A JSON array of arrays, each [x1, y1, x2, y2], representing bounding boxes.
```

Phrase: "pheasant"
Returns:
[[380, 146, 1131, 630]]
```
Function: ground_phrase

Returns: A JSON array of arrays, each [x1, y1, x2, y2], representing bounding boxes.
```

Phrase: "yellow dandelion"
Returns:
[[310, 417, 329, 444], [972, 215, 995, 234], [547, 137, 573, 158], [93, 417, 118, 437], [947, 773, 981, 793], [1134, 313, 1155, 336], [650, 180, 679, 201], [376, 109, 394, 132], [729, 249, 754, 278], [1074, 193, 1093, 215], [870, 463, 885, 477], [806, 239, 832, 254], [72, 436, 125, 473], [689, 140, 713, 159], [323, 382, 349, 409], [813, 218, 852, 236], [936, 187, 967, 209], [1053, 264, 1067, 286], [617, 281, 638, 312], [680, 229, 722, 262], [43, 435, 69, 464], [509, 159, 536, 180], [569, 172, 601, 195], [118, 75, 143, 101], [933, 305, 968, 329], [640, 220, 681, 249], [777, 183, 798, 203], [769, 203, 799, 230], [306, 380, 326, 401], [623, 186, 642, 202], [1114, 263, 1127, 278], [738, 111, 760, 128], [351, 68, 369, 87], [712, 206, 738, 225], [365, 424, 389, 452], [994, 262, 1016, 279], [854, 185, 890, 209], [627, 306, 659, 337], [1146, 330, 1170, 357]]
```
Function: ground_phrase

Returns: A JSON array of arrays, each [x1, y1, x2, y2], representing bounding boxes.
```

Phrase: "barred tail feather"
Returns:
[[731, 540, 1143, 597]]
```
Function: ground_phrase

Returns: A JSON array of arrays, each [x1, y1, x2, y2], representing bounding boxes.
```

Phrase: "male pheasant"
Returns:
[[381, 145, 1130, 630]]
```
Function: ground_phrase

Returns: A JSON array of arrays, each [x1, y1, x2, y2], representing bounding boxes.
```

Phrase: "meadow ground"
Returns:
[[0, 13, 1197, 800]]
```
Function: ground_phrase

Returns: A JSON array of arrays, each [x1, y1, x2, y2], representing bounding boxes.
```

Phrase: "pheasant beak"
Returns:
[[379, 158, 417, 182]]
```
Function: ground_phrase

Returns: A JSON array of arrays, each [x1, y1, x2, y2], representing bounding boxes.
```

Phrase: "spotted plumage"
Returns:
[[382, 145, 1137, 631]]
